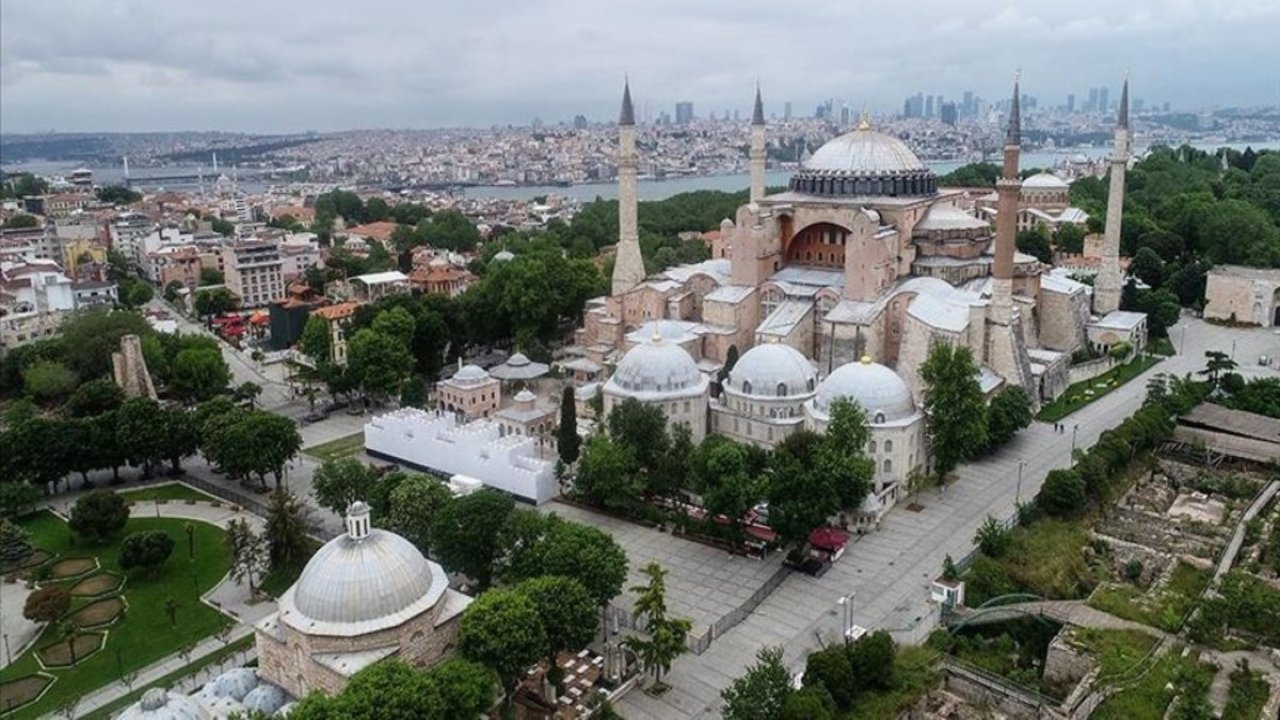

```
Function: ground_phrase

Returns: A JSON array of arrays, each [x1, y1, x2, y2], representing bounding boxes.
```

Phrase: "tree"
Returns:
[[607, 397, 669, 474], [500, 513, 628, 607], [1, 213, 39, 229], [515, 576, 599, 674], [69, 490, 129, 543], [921, 343, 988, 479], [0, 519, 34, 569], [199, 267, 224, 286], [289, 658, 497, 720], [458, 588, 547, 705], [65, 378, 124, 417], [1200, 350, 1238, 389], [1016, 228, 1053, 263], [118, 530, 175, 577], [974, 516, 1012, 558], [388, 474, 454, 554], [430, 489, 514, 590], [265, 490, 311, 572], [721, 646, 794, 720], [815, 398, 876, 510], [347, 327, 411, 400], [986, 386, 1033, 451], [1130, 246, 1167, 287], [767, 447, 841, 550], [233, 381, 262, 408], [426, 658, 500, 719], [125, 281, 154, 307], [24, 586, 70, 623], [171, 347, 231, 402], [802, 646, 855, 710], [623, 562, 691, 687], [210, 217, 235, 236], [96, 185, 141, 205], [298, 315, 332, 364], [847, 631, 896, 693], [193, 287, 234, 321], [557, 386, 580, 464], [226, 518, 266, 596], [0, 482, 43, 519], [1038, 469, 1087, 518], [1054, 223, 1087, 254], [116, 396, 167, 478], [209, 410, 301, 489], [22, 360, 78, 406], [312, 458, 376, 517], [572, 434, 640, 511], [370, 306, 416, 349], [780, 686, 836, 720]]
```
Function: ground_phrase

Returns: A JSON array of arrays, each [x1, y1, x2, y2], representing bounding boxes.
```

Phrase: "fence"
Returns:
[[942, 656, 1067, 718], [182, 474, 330, 540], [692, 564, 793, 655]]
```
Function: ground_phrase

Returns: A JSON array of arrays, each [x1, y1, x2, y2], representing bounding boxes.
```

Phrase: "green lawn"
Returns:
[[301, 432, 366, 462], [1149, 337, 1175, 357], [1038, 354, 1163, 422], [1091, 649, 1214, 720], [1087, 561, 1211, 633], [1222, 661, 1271, 720], [0, 511, 232, 719], [1067, 628, 1158, 681], [118, 483, 218, 504]]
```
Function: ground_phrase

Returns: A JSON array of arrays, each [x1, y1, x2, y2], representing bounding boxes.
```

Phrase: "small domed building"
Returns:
[[255, 502, 472, 699], [603, 330, 710, 442], [807, 356, 926, 523], [711, 341, 818, 447], [436, 363, 500, 419]]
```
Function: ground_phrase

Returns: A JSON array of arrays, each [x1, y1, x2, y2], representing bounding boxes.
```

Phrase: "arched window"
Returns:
[[883, 459, 892, 473], [874, 412, 886, 424], [777, 382, 787, 397], [807, 378, 815, 392], [742, 380, 753, 395], [884, 440, 893, 453], [869, 440, 877, 453]]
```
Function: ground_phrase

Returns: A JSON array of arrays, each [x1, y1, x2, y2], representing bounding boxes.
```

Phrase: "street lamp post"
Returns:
[[1016, 460, 1024, 506], [1071, 425, 1079, 453], [836, 591, 857, 643]]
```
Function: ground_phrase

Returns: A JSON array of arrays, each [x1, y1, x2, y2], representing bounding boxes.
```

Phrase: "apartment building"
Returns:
[[221, 240, 284, 308]]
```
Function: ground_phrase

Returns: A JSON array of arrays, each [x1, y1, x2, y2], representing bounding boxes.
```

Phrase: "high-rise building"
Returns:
[[840, 105, 851, 126], [1087, 87, 1100, 112], [1098, 87, 1110, 114], [940, 102, 957, 126], [675, 101, 694, 124], [573, 114, 587, 130], [1066, 93, 1075, 113], [962, 90, 974, 117], [925, 95, 935, 118], [784, 101, 792, 120]]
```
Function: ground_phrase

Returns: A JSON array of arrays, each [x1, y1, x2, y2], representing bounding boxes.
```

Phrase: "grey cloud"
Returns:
[[1, 0, 1278, 133]]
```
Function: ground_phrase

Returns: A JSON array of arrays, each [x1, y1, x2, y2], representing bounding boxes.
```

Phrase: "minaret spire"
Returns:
[[611, 79, 645, 296], [749, 84, 766, 202], [991, 73, 1023, 324], [1094, 74, 1132, 315]]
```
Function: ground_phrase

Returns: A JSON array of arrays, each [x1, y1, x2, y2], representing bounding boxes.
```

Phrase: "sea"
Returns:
[[4, 141, 1276, 204]]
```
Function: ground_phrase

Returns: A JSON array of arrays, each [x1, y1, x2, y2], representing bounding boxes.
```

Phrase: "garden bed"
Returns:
[[69, 597, 126, 629], [1038, 354, 1162, 422], [37, 633, 105, 668], [68, 572, 125, 598], [48, 557, 98, 580], [0, 674, 54, 713], [1, 549, 53, 575]]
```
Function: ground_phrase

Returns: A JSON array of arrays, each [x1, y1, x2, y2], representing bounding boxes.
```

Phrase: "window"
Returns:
[[884, 440, 893, 453], [777, 382, 787, 397], [874, 412, 886, 424], [869, 440, 877, 453], [807, 378, 815, 392], [883, 459, 892, 473], [742, 380, 753, 395]]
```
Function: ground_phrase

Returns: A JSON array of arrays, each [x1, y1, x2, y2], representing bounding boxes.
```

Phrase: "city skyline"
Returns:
[[2, 0, 1279, 134]]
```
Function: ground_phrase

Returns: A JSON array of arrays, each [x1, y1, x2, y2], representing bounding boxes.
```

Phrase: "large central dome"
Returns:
[[790, 124, 937, 198]]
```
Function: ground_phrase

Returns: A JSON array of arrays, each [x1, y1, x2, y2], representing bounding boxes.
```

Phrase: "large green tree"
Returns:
[[22, 360, 78, 406], [388, 474, 454, 554], [265, 489, 311, 572], [572, 434, 641, 511], [64, 378, 125, 417], [985, 386, 1033, 451], [514, 576, 599, 673], [457, 588, 547, 705], [722, 646, 795, 720], [69, 490, 130, 543], [170, 347, 231, 402], [920, 343, 988, 478], [59, 310, 151, 380], [311, 458, 376, 517], [623, 562, 691, 687], [116, 397, 168, 478], [500, 512, 628, 607], [348, 327, 412, 400], [429, 489, 514, 590], [557, 386, 580, 464], [118, 530, 175, 577]]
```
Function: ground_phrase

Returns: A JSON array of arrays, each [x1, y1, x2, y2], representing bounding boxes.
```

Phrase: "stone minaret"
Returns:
[[1092, 77, 1130, 316], [991, 77, 1022, 324], [611, 80, 646, 296], [749, 85, 766, 203]]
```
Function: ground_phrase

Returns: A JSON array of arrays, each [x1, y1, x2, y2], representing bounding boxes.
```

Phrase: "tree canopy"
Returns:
[[921, 343, 988, 478]]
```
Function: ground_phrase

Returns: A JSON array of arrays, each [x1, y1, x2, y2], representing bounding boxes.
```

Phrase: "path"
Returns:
[[947, 599, 1173, 639], [618, 318, 1279, 719]]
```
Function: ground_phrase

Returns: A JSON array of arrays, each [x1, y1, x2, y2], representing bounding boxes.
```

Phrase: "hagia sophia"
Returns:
[[581, 77, 1146, 522]]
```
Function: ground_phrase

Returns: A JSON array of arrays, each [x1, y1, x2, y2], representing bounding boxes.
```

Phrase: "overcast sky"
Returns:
[[2, 0, 1279, 134]]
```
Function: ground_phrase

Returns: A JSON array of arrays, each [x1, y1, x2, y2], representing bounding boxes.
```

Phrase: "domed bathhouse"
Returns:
[[711, 340, 818, 447], [602, 327, 711, 442], [254, 501, 472, 699], [806, 356, 926, 528]]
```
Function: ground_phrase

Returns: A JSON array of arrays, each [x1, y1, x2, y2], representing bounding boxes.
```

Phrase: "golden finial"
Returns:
[[857, 110, 871, 131], [860, 355, 872, 364], [651, 328, 663, 343]]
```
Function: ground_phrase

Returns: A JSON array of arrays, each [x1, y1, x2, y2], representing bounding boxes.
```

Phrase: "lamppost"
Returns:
[[1071, 424, 1079, 453], [836, 591, 857, 643], [1016, 460, 1025, 506]]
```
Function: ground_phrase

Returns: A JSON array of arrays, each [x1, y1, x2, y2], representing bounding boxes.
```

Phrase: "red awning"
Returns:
[[745, 524, 778, 543], [808, 527, 849, 552]]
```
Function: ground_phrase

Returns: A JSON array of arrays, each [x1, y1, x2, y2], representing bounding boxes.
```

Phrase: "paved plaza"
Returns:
[[614, 317, 1279, 719]]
